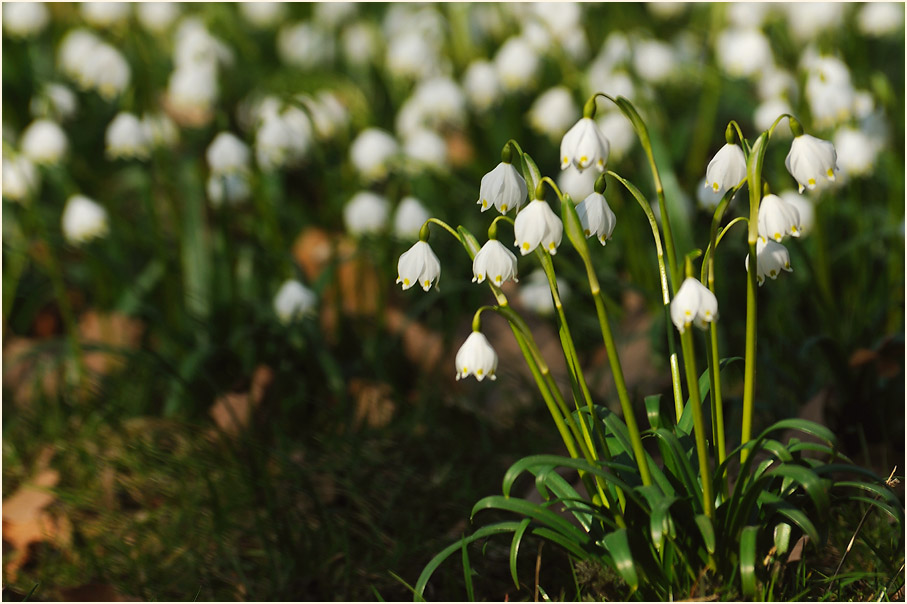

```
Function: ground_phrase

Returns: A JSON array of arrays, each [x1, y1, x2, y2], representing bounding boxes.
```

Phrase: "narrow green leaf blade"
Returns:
[[739, 525, 759, 598], [603, 529, 639, 593], [510, 518, 532, 590]]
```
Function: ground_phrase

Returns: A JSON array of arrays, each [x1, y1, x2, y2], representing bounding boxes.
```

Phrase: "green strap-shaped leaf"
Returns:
[[456, 225, 481, 259], [652, 428, 701, 509], [603, 529, 639, 593], [774, 522, 792, 556], [758, 490, 819, 544], [755, 418, 837, 448], [461, 537, 475, 602], [534, 468, 594, 532], [677, 357, 743, 436], [471, 496, 592, 549], [520, 152, 542, 196], [739, 525, 760, 598], [765, 465, 831, 520], [645, 394, 664, 431], [561, 192, 592, 263], [649, 496, 680, 554], [695, 514, 716, 555]]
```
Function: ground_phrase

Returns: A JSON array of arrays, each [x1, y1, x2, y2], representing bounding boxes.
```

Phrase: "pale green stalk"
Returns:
[[679, 326, 715, 518]]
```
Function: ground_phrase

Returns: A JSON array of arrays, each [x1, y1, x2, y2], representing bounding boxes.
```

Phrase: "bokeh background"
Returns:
[[2, 2, 904, 600]]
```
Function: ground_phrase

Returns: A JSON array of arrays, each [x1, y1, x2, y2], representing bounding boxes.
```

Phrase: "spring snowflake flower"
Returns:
[[78, 43, 131, 100], [386, 31, 440, 80], [705, 143, 746, 195], [716, 28, 773, 79], [670, 277, 719, 334], [344, 191, 390, 236], [494, 36, 540, 93], [207, 132, 251, 175], [2, 155, 39, 202], [106, 112, 151, 160], [30, 83, 78, 122], [277, 22, 334, 69], [3, 2, 50, 37], [560, 117, 610, 173], [341, 21, 381, 66], [136, 2, 181, 33], [785, 134, 837, 193], [514, 199, 563, 256], [21, 119, 68, 165], [528, 87, 580, 140], [239, 2, 286, 29], [833, 126, 879, 178], [632, 39, 676, 85], [455, 331, 498, 382], [463, 60, 502, 113], [478, 162, 527, 215], [858, 2, 905, 37], [473, 239, 519, 287], [576, 191, 617, 245], [396, 240, 441, 292], [696, 177, 727, 211], [166, 62, 218, 117], [273, 279, 317, 324], [402, 129, 448, 170], [62, 195, 109, 245], [746, 238, 792, 286], [81, 2, 130, 27], [758, 194, 801, 242], [350, 128, 399, 181], [299, 91, 349, 141], [779, 190, 815, 237], [557, 164, 598, 203], [142, 112, 180, 148], [207, 172, 251, 207], [393, 196, 431, 240], [596, 111, 635, 161], [804, 56, 855, 128]]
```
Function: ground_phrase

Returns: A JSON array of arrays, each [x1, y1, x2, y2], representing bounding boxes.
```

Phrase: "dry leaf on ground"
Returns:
[[208, 365, 274, 437], [349, 378, 396, 430], [78, 311, 144, 376]]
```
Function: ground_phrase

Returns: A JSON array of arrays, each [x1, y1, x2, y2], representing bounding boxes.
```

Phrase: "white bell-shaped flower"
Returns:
[[105, 112, 151, 160], [62, 195, 109, 245], [670, 277, 719, 334], [463, 60, 502, 113], [478, 162, 527, 215], [344, 191, 390, 236], [528, 86, 580, 140], [136, 2, 181, 33], [30, 83, 78, 121], [746, 238, 792, 286], [785, 134, 838, 193], [393, 196, 431, 240], [513, 199, 564, 256], [576, 191, 617, 245], [3, 2, 50, 37], [705, 143, 746, 195], [494, 36, 540, 93], [350, 128, 399, 181], [141, 112, 180, 148], [207, 172, 251, 207], [560, 117, 610, 173], [715, 27, 773, 79], [396, 240, 441, 292], [21, 119, 69, 165], [779, 190, 815, 237], [758, 193, 801, 242], [473, 239, 519, 287], [557, 164, 598, 202], [2, 155, 39, 202], [455, 331, 498, 382], [207, 132, 250, 175], [273, 279, 317, 324]]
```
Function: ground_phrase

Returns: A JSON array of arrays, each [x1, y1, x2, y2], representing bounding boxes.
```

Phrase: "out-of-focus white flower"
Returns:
[[282, 106, 314, 160], [473, 239, 519, 287], [314, 2, 357, 28], [833, 126, 879, 178], [255, 114, 294, 171], [166, 62, 219, 117], [396, 240, 441, 292], [528, 86, 580, 140], [2, 155, 39, 202], [518, 269, 569, 315], [478, 161, 527, 215], [455, 331, 498, 382], [696, 177, 730, 211], [757, 65, 798, 102], [383, 4, 444, 40], [494, 36, 540, 93], [728, 3, 773, 28], [3, 2, 49, 37], [584, 63, 636, 104], [403, 129, 448, 170], [648, 2, 688, 19], [576, 191, 617, 245], [746, 238, 792, 285], [632, 39, 676, 85], [386, 32, 440, 80], [557, 164, 598, 202], [754, 98, 793, 135], [136, 2, 180, 33], [239, 2, 286, 28], [207, 132, 251, 174], [598, 32, 632, 70], [273, 279, 317, 323], [463, 60, 502, 112], [514, 199, 563, 256], [393, 196, 430, 240], [62, 195, 109, 245], [670, 277, 718, 333], [560, 117, 610, 173], [83, 44, 131, 100], [29, 83, 78, 121], [350, 128, 399, 181], [784, 3, 844, 42], [277, 22, 334, 69], [758, 193, 801, 242], [106, 112, 151, 160], [596, 111, 635, 160], [858, 2, 905, 37], [344, 191, 390, 236], [58, 29, 102, 82], [520, 20, 554, 55], [21, 119, 68, 165], [779, 190, 815, 236], [299, 91, 349, 140], [141, 112, 179, 148], [174, 18, 234, 68], [853, 90, 876, 120], [207, 172, 251, 207], [414, 77, 467, 129], [705, 143, 747, 195], [805, 55, 855, 128], [785, 133, 838, 193], [716, 27, 773, 78], [341, 21, 381, 66], [81, 2, 131, 28], [530, 2, 582, 38]]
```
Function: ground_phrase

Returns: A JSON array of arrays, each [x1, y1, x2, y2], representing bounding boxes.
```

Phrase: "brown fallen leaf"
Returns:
[[59, 583, 140, 602], [208, 365, 274, 437], [2, 336, 63, 408], [384, 307, 444, 372], [349, 379, 395, 430], [292, 226, 334, 282], [78, 311, 144, 376]]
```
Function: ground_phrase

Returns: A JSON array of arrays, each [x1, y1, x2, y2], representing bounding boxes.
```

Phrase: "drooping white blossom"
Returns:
[[705, 143, 747, 195], [528, 87, 580, 140], [576, 192, 617, 245], [670, 277, 719, 333], [477, 162, 528, 215], [473, 239, 519, 287], [393, 196, 431, 240], [455, 331, 498, 382], [758, 193, 801, 242], [207, 132, 251, 175], [513, 199, 564, 256], [463, 60, 502, 112], [785, 134, 838, 193], [3, 2, 50, 37], [62, 195, 109, 245], [396, 240, 441, 292], [273, 279, 317, 323], [105, 112, 151, 160], [344, 191, 390, 236], [349, 128, 399, 181], [746, 238, 792, 286], [2, 155, 40, 202], [560, 117, 610, 173], [21, 119, 68, 165], [494, 36, 540, 93]]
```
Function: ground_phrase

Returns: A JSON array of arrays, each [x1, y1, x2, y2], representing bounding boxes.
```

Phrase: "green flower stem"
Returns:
[[607, 170, 684, 421], [425, 217, 461, 241], [679, 328, 715, 518]]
